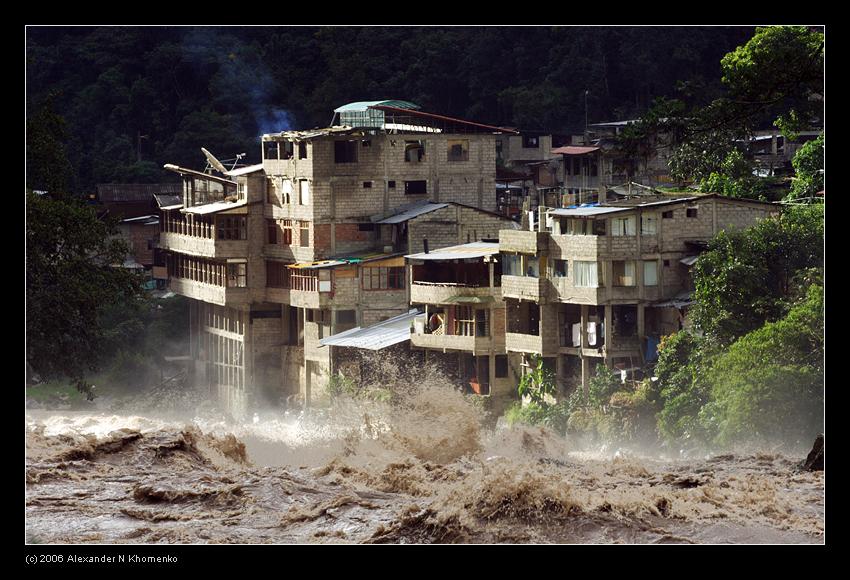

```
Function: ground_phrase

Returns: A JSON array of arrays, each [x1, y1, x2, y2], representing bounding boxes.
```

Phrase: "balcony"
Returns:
[[410, 331, 493, 355], [504, 332, 558, 356], [549, 234, 606, 260], [410, 282, 500, 305], [499, 230, 548, 254], [160, 232, 248, 259], [501, 275, 547, 301], [169, 278, 249, 306]]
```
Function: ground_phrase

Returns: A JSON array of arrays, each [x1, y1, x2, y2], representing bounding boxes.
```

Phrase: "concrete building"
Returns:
[[157, 100, 519, 417], [405, 241, 518, 413], [498, 193, 780, 392]]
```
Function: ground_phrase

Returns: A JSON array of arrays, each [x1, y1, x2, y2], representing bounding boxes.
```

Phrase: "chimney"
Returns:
[[423, 238, 429, 254]]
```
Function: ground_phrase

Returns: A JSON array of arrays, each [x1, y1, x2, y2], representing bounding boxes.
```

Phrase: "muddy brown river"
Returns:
[[25, 387, 824, 544]]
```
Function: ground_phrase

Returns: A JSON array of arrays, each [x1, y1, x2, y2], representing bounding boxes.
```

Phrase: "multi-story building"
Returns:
[[405, 241, 518, 412], [498, 193, 779, 392], [157, 100, 519, 417]]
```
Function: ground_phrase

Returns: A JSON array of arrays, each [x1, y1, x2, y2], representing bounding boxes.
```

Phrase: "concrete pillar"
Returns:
[[580, 304, 588, 349], [581, 354, 589, 395], [604, 304, 613, 352]]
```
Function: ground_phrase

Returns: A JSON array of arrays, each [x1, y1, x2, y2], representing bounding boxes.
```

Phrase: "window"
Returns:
[[663, 259, 670, 267], [266, 261, 291, 288], [299, 180, 310, 205], [362, 139, 372, 148], [574, 261, 600, 288], [447, 139, 470, 162], [686, 208, 698, 218], [358, 223, 375, 232], [298, 142, 307, 159], [362, 267, 405, 290], [388, 180, 396, 189], [264, 142, 279, 160], [553, 259, 568, 278], [662, 210, 674, 219], [522, 135, 539, 149], [496, 140, 503, 160], [611, 215, 636, 236], [226, 262, 247, 288], [281, 179, 293, 205], [593, 219, 607, 236], [334, 140, 358, 163], [217, 216, 246, 240], [336, 310, 357, 325], [502, 254, 521, 277], [363, 181, 372, 189], [280, 141, 294, 160], [282, 219, 293, 245], [641, 213, 658, 235], [524, 256, 540, 278], [404, 180, 427, 195], [404, 140, 425, 162], [267, 219, 278, 244], [495, 355, 508, 378], [643, 260, 658, 286], [298, 221, 310, 247], [613, 261, 636, 286]]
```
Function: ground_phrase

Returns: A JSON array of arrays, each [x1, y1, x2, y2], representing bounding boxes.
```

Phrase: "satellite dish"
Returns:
[[201, 147, 227, 174]]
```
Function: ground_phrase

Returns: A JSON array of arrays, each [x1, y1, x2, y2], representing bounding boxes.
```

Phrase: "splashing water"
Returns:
[[25, 381, 824, 544]]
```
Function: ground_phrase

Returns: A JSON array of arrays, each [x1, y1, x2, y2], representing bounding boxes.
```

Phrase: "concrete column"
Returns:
[[581, 354, 590, 395], [604, 304, 613, 352], [580, 304, 588, 349]]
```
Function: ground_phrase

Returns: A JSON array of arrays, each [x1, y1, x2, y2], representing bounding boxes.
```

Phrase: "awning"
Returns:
[[406, 241, 500, 261], [375, 202, 449, 224], [551, 146, 600, 155], [319, 310, 420, 350], [679, 255, 699, 267], [225, 164, 264, 177], [287, 260, 348, 270], [182, 200, 248, 215], [651, 291, 694, 309], [548, 206, 631, 217], [443, 295, 494, 304]]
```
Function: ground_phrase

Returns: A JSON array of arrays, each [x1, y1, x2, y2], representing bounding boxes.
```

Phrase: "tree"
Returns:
[[787, 133, 824, 201], [26, 191, 144, 389], [701, 284, 824, 447], [690, 204, 824, 345], [26, 95, 75, 196]]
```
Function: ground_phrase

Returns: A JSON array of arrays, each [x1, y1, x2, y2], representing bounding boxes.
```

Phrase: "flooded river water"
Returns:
[[25, 386, 824, 544]]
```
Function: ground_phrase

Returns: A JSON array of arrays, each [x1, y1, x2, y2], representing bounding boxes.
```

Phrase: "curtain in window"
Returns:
[[641, 214, 657, 235], [612, 216, 636, 236], [574, 261, 598, 287]]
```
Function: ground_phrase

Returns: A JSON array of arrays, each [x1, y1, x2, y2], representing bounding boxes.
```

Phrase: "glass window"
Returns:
[[334, 140, 358, 163], [299, 180, 310, 205], [553, 259, 568, 278], [574, 261, 599, 288], [502, 254, 521, 277], [611, 215, 636, 236], [643, 260, 658, 286], [613, 261, 636, 286], [641, 213, 658, 235]]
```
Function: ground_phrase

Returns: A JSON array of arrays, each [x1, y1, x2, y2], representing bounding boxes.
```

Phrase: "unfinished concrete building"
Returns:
[[157, 100, 519, 417], [404, 241, 518, 413], [498, 193, 780, 392]]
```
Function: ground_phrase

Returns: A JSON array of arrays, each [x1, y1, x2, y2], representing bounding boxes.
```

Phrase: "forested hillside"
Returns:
[[26, 26, 755, 193]]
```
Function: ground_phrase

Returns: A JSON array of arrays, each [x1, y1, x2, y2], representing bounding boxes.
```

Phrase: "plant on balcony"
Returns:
[[517, 355, 556, 406]]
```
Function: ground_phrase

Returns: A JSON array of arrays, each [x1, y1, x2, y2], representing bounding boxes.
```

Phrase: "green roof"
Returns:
[[334, 100, 420, 113]]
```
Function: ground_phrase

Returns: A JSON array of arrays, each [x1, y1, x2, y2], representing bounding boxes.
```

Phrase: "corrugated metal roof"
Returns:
[[376, 202, 449, 224], [160, 204, 184, 211], [225, 164, 264, 177], [679, 255, 700, 267], [97, 183, 181, 202], [406, 242, 500, 261], [182, 200, 248, 215], [121, 214, 160, 226], [551, 146, 600, 155], [548, 206, 631, 217], [334, 100, 420, 113], [319, 310, 419, 350], [153, 194, 182, 208], [650, 291, 694, 309]]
